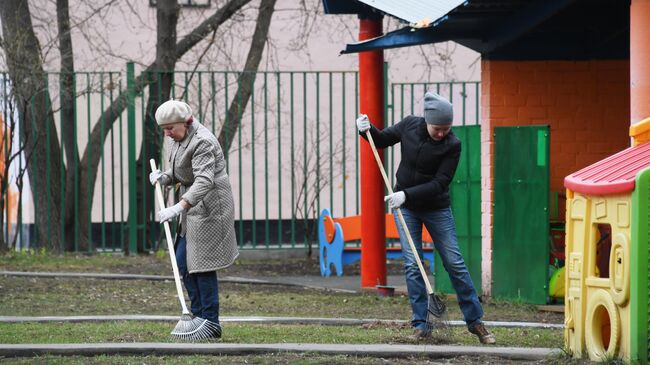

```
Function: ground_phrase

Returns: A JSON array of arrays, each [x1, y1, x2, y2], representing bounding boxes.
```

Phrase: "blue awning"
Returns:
[[334, 0, 629, 61], [341, 26, 460, 54]]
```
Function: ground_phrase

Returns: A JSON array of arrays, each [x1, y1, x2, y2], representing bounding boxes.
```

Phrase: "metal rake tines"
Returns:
[[171, 315, 222, 341], [427, 293, 447, 319], [425, 293, 450, 333]]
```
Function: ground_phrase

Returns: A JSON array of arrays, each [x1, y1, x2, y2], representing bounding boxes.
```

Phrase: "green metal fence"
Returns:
[[0, 64, 480, 253], [136, 68, 362, 252]]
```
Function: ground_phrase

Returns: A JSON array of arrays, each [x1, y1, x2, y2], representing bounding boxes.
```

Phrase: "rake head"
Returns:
[[425, 292, 448, 331], [427, 292, 446, 318], [171, 314, 222, 341]]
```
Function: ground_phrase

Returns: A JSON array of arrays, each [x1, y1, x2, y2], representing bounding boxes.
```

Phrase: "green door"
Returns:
[[493, 125, 549, 304], [435, 125, 482, 294]]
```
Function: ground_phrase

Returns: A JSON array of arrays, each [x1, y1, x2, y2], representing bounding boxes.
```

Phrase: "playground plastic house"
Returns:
[[563, 118, 650, 363]]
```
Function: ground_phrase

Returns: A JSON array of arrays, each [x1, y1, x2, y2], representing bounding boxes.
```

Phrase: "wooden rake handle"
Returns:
[[150, 159, 190, 313], [364, 131, 434, 295]]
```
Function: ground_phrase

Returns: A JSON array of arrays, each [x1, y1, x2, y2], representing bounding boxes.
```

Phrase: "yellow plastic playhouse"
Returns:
[[564, 118, 650, 362]]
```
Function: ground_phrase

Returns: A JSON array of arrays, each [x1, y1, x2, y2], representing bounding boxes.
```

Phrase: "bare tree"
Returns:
[[0, 0, 64, 249], [0, 0, 287, 252], [415, 42, 459, 81], [291, 122, 348, 257], [219, 0, 277, 152], [56, 0, 81, 250], [1, 0, 428, 254], [131, 0, 179, 253]]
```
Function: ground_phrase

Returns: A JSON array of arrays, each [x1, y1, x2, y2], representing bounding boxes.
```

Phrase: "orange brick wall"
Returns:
[[479, 60, 630, 295]]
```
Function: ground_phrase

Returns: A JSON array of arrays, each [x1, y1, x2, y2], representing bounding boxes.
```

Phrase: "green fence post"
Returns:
[[126, 62, 137, 255]]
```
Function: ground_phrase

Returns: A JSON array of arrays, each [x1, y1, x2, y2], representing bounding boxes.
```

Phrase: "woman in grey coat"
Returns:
[[150, 99, 239, 339]]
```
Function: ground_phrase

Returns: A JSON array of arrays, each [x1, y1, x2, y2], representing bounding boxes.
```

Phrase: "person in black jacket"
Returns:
[[356, 92, 495, 344]]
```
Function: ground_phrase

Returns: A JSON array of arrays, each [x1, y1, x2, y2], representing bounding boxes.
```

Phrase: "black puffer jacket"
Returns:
[[361, 116, 460, 211]]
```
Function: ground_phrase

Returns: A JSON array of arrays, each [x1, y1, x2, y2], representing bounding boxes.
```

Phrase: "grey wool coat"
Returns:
[[159, 121, 239, 273]]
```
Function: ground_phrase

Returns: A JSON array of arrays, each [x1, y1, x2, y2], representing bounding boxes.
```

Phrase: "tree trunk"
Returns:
[[2, 0, 255, 252], [218, 0, 277, 153], [132, 0, 179, 253], [56, 0, 80, 251], [0, 0, 64, 250]]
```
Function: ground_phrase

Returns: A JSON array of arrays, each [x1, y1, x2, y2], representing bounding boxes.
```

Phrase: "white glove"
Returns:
[[356, 114, 371, 133], [149, 170, 164, 186], [158, 202, 185, 223], [384, 191, 406, 209]]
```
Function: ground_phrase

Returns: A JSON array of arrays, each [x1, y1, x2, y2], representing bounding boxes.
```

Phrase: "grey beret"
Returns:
[[155, 100, 192, 126], [423, 92, 453, 125]]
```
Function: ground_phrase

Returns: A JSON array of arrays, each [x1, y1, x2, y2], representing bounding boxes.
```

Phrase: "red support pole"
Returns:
[[358, 15, 386, 288], [631, 0, 650, 124]]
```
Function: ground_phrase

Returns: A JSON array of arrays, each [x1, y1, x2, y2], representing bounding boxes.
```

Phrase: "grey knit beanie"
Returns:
[[423, 92, 453, 125]]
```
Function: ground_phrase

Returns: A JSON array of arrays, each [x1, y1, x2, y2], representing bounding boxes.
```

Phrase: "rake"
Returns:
[[150, 159, 220, 340], [364, 131, 447, 329]]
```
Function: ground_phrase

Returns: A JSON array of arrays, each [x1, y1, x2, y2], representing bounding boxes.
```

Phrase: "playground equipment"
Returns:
[[563, 118, 650, 363]]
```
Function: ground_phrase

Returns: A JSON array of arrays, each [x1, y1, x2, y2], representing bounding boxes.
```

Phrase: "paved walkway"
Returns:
[[0, 343, 561, 360], [0, 270, 404, 293], [0, 314, 562, 329]]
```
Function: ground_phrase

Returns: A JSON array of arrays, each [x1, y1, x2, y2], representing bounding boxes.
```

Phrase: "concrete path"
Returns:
[[1, 270, 292, 286], [0, 315, 563, 329], [0, 343, 561, 361], [0, 270, 369, 293]]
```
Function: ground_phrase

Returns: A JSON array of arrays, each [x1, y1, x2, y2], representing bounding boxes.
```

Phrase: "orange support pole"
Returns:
[[358, 15, 386, 288], [631, 0, 650, 124]]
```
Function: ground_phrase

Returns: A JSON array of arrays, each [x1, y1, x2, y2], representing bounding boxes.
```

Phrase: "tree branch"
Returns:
[[79, 0, 254, 230], [176, 0, 253, 57], [218, 0, 277, 153]]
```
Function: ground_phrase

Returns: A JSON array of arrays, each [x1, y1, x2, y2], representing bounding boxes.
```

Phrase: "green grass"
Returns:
[[0, 276, 414, 319], [0, 322, 563, 348], [0, 252, 573, 364], [0, 276, 562, 324], [0, 252, 563, 321], [0, 251, 171, 275]]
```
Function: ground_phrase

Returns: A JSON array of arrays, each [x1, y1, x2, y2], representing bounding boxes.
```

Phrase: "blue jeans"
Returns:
[[175, 236, 220, 323], [394, 207, 483, 330]]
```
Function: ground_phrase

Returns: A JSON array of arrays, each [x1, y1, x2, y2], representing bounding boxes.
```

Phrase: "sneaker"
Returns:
[[407, 328, 432, 341], [468, 322, 496, 344]]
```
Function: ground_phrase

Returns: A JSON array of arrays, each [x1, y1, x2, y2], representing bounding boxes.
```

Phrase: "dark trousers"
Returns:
[[175, 236, 219, 323]]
